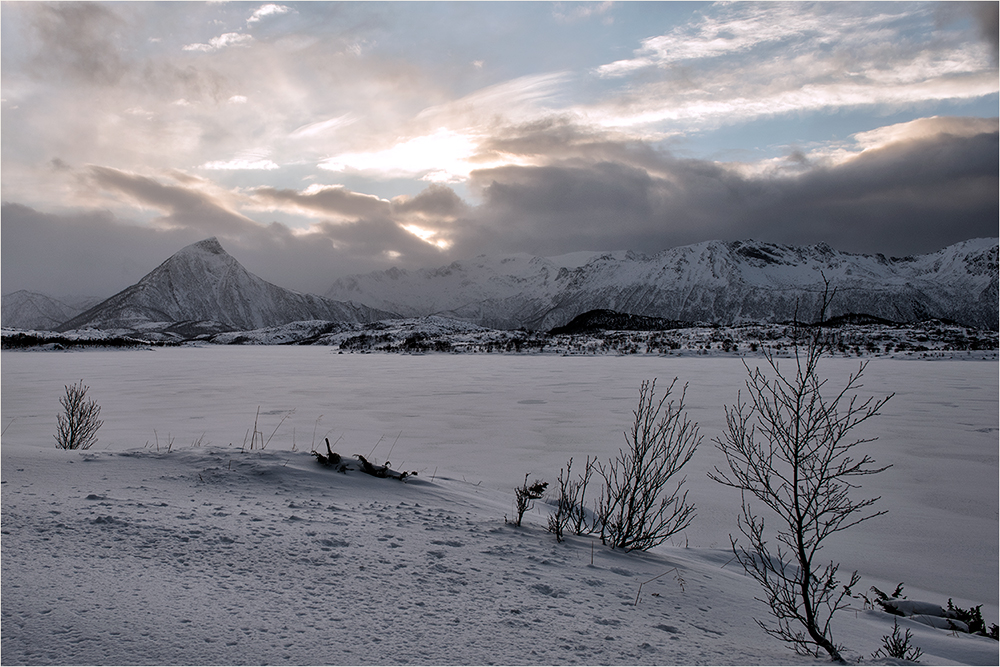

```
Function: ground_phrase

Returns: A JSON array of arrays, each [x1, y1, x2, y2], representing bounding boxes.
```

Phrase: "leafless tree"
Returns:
[[54, 380, 104, 450], [709, 304, 893, 662], [597, 378, 701, 551]]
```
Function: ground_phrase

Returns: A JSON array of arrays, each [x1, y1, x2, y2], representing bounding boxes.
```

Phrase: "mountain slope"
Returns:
[[1, 290, 83, 330], [325, 239, 999, 330], [57, 238, 396, 332]]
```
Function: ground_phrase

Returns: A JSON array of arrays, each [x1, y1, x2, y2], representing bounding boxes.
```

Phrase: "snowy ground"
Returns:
[[2, 348, 998, 665]]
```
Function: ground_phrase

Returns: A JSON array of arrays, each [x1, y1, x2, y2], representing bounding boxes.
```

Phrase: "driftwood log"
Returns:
[[312, 438, 415, 481]]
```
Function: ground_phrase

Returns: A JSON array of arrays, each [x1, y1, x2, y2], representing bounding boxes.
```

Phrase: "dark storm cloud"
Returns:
[[459, 126, 999, 258], [761, 130, 1000, 253], [969, 1, 999, 55], [312, 217, 441, 259], [0, 203, 200, 298], [391, 184, 468, 218], [472, 161, 656, 248], [253, 185, 392, 219], [86, 166, 255, 234], [936, 1, 999, 61]]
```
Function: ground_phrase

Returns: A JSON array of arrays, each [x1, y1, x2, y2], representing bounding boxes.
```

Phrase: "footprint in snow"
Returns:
[[531, 583, 564, 598], [430, 539, 464, 548]]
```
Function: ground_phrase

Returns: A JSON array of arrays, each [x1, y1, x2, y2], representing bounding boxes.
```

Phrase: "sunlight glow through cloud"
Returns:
[[401, 224, 451, 249], [317, 129, 525, 183]]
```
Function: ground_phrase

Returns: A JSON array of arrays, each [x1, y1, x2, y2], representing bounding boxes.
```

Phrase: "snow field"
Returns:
[[1, 447, 789, 665], [4, 447, 997, 665], [2, 348, 998, 664]]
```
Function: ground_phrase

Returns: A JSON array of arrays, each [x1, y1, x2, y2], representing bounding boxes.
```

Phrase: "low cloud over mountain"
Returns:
[[3, 119, 996, 299]]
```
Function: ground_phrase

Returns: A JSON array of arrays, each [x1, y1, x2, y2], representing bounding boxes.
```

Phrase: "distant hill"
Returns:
[[1, 291, 82, 331], [325, 238, 999, 330], [548, 309, 690, 335], [57, 238, 398, 333]]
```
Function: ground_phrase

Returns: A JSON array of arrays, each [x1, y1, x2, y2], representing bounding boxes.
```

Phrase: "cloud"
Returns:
[[200, 147, 281, 170], [392, 184, 468, 219], [587, 3, 997, 131], [849, 115, 999, 152], [416, 73, 570, 127], [252, 184, 392, 220], [2, 2, 996, 301], [972, 2, 1000, 54], [24, 1, 130, 85], [595, 3, 907, 76], [0, 203, 201, 298], [183, 32, 253, 52], [85, 166, 256, 234], [318, 129, 483, 182], [457, 118, 999, 258], [200, 159, 279, 170], [290, 114, 357, 139], [0, 197, 448, 299], [553, 1, 615, 24], [4, 118, 995, 300], [247, 4, 291, 25]]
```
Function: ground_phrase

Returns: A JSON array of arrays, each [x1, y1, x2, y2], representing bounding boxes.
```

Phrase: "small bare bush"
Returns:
[[596, 377, 701, 551], [871, 619, 923, 662], [513, 474, 547, 527], [548, 457, 597, 541], [54, 380, 104, 450]]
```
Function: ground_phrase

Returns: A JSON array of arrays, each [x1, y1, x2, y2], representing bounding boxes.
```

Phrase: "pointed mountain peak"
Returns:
[[180, 237, 227, 256], [55, 236, 396, 333]]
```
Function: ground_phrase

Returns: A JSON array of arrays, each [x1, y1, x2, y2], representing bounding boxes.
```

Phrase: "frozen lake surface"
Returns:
[[3, 347, 997, 610]]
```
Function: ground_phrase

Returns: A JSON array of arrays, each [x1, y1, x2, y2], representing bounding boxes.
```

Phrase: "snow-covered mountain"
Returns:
[[57, 238, 397, 333], [325, 238, 999, 330], [1, 290, 84, 330]]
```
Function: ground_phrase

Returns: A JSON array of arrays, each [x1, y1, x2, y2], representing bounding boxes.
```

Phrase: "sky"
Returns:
[[2, 1, 998, 299]]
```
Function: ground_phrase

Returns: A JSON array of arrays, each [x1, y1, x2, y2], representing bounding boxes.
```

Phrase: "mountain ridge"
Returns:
[[1, 290, 82, 331], [325, 238, 999, 330], [6, 237, 996, 335]]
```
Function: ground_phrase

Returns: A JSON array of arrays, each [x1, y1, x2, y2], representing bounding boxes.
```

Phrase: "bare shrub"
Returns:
[[54, 380, 104, 450], [871, 619, 923, 662], [596, 377, 701, 551], [709, 314, 893, 662], [548, 456, 598, 542], [513, 475, 547, 527]]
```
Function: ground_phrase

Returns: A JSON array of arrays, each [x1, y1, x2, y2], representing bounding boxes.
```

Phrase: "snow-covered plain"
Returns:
[[2, 348, 998, 665]]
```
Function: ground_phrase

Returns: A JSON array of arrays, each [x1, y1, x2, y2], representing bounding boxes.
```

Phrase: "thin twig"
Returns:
[[635, 568, 683, 605], [369, 434, 386, 458], [385, 430, 403, 462], [263, 410, 292, 449]]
